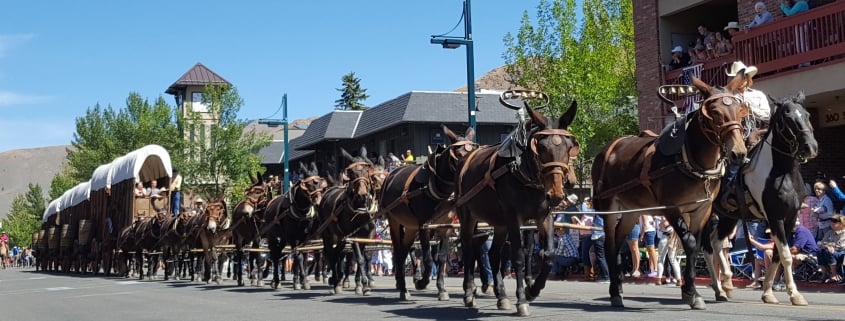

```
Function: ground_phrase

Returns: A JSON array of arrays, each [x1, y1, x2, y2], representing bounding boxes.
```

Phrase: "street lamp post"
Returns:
[[431, 0, 476, 142], [259, 93, 290, 194]]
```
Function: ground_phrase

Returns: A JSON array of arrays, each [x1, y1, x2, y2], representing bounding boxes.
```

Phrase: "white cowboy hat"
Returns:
[[671, 45, 683, 53], [567, 194, 579, 204], [195, 197, 205, 203], [724, 21, 740, 30], [725, 61, 758, 78]]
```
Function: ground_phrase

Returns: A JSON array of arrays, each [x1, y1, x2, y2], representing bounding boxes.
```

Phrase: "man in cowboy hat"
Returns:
[[719, 61, 771, 211]]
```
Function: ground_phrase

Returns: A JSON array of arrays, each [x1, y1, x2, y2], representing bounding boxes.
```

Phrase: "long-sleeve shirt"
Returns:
[[554, 233, 578, 258], [820, 229, 845, 251], [815, 194, 835, 229], [781, 1, 809, 16], [746, 11, 774, 29]]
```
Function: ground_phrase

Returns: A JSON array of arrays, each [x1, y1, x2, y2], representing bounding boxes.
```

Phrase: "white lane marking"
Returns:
[[46, 287, 73, 291], [29, 277, 47, 280]]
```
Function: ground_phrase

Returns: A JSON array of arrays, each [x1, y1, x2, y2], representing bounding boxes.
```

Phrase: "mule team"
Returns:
[[32, 75, 816, 316]]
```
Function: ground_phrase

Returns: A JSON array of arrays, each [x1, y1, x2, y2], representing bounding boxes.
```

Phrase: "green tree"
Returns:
[[334, 72, 370, 111], [182, 84, 271, 204], [503, 0, 638, 184], [1, 184, 46, 248], [67, 93, 184, 182], [49, 165, 78, 200]]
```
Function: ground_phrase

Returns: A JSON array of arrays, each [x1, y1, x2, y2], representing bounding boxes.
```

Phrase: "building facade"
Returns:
[[634, 0, 845, 177]]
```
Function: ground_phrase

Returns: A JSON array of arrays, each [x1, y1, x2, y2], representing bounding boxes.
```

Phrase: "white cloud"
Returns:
[[0, 34, 35, 59], [0, 91, 51, 106]]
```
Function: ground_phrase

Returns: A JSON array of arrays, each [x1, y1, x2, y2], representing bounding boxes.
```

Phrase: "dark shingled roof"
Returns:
[[295, 110, 363, 150], [294, 91, 520, 151], [259, 136, 313, 165], [355, 91, 518, 138], [165, 62, 231, 95]]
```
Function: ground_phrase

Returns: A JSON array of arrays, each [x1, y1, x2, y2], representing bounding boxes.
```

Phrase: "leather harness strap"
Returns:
[[373, 166, 425, 217], [455, 148, 509, 207]]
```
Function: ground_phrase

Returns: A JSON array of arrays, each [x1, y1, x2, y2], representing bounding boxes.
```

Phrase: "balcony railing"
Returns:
[[664, 1, 845, 86]]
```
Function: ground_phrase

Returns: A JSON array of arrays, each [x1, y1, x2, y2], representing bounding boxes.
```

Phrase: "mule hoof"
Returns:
[[315, 276, 322, 282], [716, 295, 728, 302], [342, 280, 350, 288], [790, 294, 808, 306], [355, 286, 364, 295], [363, 288, 372, 296], [481, 284, 490, 295], [762, 293, 779, 304], [682, 293, 694, 306], [516, 304, 530, 317], [415, 279, 429, 291], [238, 280, 245, 287], [497, 298, 512, 310], [724, 288, 734, 299], [610, 296, 625, 308], [272, 281, 280, 290], [691, 296, 707, 310], [400, 291, 411, 301], [334, 286, 343, 294], [294, 283, 302, 290], [463, 296, 475, 308], [437, 292, 450, 301], [303, 282, 311, 290]]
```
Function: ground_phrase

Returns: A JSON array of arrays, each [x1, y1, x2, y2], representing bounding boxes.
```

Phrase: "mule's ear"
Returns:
[[464, 126, 475, 142], [310, 162, 319, 175], [299, 162, 307, 173], [526, 105, 549, 128], [691, 77, 713, 97], [325, 172, 336, 186], [248, 172, 257, 184], [360, 145, 371, 164], [559, 100, 577, 129], [442, 124, 458, 143], [340, 147, 354, 162], [796, 90, 806, 105], [378, 156, 385, 168], [725, 70, 746, 92]]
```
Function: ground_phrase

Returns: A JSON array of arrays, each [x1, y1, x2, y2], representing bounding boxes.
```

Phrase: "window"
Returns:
[[192, 92, 208, 113]]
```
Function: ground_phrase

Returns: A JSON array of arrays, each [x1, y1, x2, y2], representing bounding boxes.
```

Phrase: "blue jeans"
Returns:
[[480, 239, 493, 284], [579, 236, 592, 268], [553, 256, 579, 274], [171, 190, 181, 216]]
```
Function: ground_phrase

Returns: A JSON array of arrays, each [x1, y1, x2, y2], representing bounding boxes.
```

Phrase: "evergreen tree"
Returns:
[[334, 72, 370, 111], [1, 184, 46, 248]]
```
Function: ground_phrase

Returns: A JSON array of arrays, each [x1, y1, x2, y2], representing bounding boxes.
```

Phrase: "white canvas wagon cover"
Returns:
[[109, 144, 173, 184], [42, 199, 61, 223], [90, 163, 113, 191]]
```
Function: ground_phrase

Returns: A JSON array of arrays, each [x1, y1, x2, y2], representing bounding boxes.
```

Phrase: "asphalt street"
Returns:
[[1, 267, 844, 321]]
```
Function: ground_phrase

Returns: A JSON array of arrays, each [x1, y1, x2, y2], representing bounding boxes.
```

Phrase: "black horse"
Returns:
[[455, 101, 579, 316], [317, 146, 377, 295], [709, 92, 818, 305], [260, 162, 325, 289], [231, 173, 273, 286], [381, 125, 477, 301]]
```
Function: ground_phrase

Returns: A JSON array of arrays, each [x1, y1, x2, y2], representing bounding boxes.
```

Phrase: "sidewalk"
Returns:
[[555, 272, 845, 293]]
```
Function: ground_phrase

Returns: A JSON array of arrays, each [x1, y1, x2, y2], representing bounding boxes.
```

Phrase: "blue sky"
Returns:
[[0, 1, 547, 152]]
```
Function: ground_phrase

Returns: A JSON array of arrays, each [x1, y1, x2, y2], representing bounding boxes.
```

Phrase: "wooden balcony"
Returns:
[[664, 1, 845, 86]]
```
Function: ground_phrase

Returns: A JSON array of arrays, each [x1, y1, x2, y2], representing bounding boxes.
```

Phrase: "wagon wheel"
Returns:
[[499, 90, 550, 111], [657, 85, 699, 107]]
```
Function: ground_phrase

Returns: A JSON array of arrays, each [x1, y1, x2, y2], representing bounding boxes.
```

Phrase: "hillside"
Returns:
[[0, 145, 69, 219]]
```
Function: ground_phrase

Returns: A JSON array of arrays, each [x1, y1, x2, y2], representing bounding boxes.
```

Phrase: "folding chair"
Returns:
[[729, 249, 754, 280]]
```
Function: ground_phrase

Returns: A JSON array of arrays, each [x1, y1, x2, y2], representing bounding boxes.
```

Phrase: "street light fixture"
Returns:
[[259, 93, 290, 194], [430, 0, 476, 142]]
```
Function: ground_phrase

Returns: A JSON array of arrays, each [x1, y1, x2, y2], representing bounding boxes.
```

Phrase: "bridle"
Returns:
[[766, 102, 813, 163], [697, 92, 747, 146], [288, 175, 323, 220], [529, 128, 579, 186]]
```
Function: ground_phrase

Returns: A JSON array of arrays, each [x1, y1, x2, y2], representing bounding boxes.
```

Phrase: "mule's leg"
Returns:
[[433, 229, 451, 301], [489, 228, 510, 310], [715, 216, 740, 298], [604, 212, 626, 308], [677, 220, 706, 310], [292, 249, 303, 290], [701, 219, 728, 301], [458, 213, 479, 308], [390, 223, 412, 300], [526, 216, 554, 301], [235, 245, 244, 286], [508, 225, 531, 316], [415, 227, 433, 291], [352, 243, 370, 295]]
